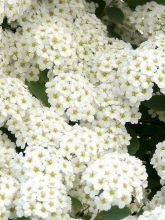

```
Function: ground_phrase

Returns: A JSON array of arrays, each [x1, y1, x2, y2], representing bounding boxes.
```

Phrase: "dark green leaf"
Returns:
[[83, 215, 91, 220], [95, 206, 131, 220], [141, 124, 165, 136], [124, 0, 150, 7], [127, 127, 140, 155], [105, 7, 124, 23], [143, 95, 165, 111], [28, 81, 50, 107], [39, 70, 49, 83], [92, 0, 106, 18], [155, 0, 165, 5], [124, 0, 165, 8], [16, 218, 30, 220], [71, 197, 83, 215]]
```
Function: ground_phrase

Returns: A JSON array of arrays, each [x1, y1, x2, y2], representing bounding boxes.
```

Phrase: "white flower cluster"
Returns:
[[0, 77, 35, 125], [0, 130, 16, 174], [6, 106, 70, 148], [138, 205, 165, 220], [13, 146, 74, 219], [0, 173, 18, 220], [111, 0, 145, 45], [151, 140, 165, 184], [0, 0, 32, 23], [144, 186, 165, 211], [115, 32, 165, 107], [59, 125, 102, 165], [122, 205, 165, 220], [109, 1, 165, 45], [81, 153, 147, 212], [46, 72, 96, 122], [0, 130, 18, 220], [129, 2, 165, 39]]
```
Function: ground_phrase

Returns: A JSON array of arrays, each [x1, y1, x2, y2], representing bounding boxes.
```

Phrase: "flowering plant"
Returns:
[[0, 0, 165, 219]]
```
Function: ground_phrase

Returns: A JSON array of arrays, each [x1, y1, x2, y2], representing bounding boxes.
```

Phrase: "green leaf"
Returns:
[[124, 0, 149, 7], [16, 218, 30, 220], [83, 215, 91, 220], [71, 197, 83, 216], [124, 0, 165, 7], [95, 206, 131, 220], [142, 124, 165, 136], [92, 0, 106, 18], [155, 0, 165, 5], [143, 95, 165, 111], [105, 7, 124, 23], [39, 69, 49, 83], [127, 127, 140, 155], [28, 81, 50, 107]]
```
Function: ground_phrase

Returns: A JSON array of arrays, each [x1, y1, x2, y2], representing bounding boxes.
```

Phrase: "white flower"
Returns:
[[138, 205, 165, 220], [81, 153, 148, 212], [151, 140, 165, 184]]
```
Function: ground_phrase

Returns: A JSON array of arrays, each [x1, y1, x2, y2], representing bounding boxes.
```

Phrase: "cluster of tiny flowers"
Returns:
[[95, 83, 141, 125], [81, 153, 148, 213], [0, 131, 18, 220], [2, 0, 108, 82], [13, 145, 74, 219], [0, 27, 5, 75], [151, 140, 165, 185], [91, 121, 131, 153], [138, 205, 165, 220], [129, 2, 165, 39], [144, 186, 165, 211], [105, 1, 165, 45], [46, 72, 96, 122], [109, 0, 145, 45], [59, 125, 102, 165], [0, 77, 35, 125], [0, 172, 18, 220], [116, 32, 165, 105], [139, 32, 165, 94], [0, 0, 32, 23], [6, 106, 70, 149], [0, 130, 17, 175], [122, 205, 165, 220]]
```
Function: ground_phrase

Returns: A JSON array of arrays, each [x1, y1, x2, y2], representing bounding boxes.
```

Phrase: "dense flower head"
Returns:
[[144, 186, 165, 211], [6, 107, 70, 149], [91, 122, 131, 153], [0, 172, 18, 220], [95, 82, 141, 125], [59, 125, 102, 165], [129, 2, 165, 38], [151, 140, 165, 184], [15, 175, 72, 220], [0, 130, 16, 175], [46, 72, 96, 122], [13, 145, 74, 187], [0, 0, 32, 23], [11, 144, 74, 219], [139, 32, 165, 94], [138, 205, 165, 220], [0, 77, 35, 125], [91, 40, 132, 84], [82, 153, 148, 212]]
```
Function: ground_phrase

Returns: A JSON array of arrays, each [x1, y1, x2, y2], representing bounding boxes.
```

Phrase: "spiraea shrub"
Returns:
[[0, 0, 165, 219]]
